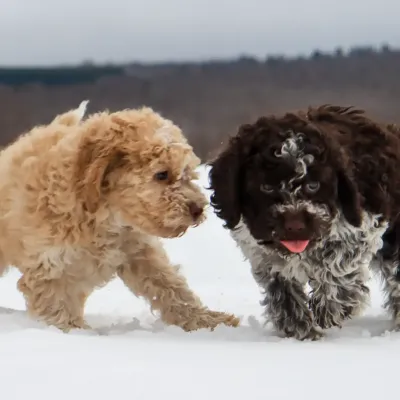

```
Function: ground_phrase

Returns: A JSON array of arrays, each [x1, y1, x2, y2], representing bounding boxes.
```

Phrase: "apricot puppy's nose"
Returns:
[[188, 202, 203, 220]]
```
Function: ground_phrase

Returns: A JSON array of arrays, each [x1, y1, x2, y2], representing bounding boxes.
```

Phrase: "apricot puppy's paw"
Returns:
[[206, 310, 241, 330], [59, 319, 92, 333], [182, 309, 240, 332]]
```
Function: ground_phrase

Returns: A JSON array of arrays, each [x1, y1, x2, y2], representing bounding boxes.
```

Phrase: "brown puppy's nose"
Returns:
[[188, 202, 203, 220], [284, 219, 306, 232]]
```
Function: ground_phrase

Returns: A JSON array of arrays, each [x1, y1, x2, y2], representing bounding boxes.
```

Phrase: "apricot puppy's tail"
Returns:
[[51, 100, 89, 126]]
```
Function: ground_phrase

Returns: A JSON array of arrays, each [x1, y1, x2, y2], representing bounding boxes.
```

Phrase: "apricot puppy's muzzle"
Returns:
[[188, 201, 204, 221]]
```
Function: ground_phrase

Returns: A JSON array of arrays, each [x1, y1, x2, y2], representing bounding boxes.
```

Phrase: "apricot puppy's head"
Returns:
[[74, 107, 208, 238]]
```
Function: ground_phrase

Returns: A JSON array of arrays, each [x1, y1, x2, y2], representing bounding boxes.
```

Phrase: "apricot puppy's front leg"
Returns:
[[18, 267, 90, 332], [118, 240, 240, 331]]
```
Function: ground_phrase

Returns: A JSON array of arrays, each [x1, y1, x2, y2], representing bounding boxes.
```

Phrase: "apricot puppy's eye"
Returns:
[[154, 171, 169, 181]]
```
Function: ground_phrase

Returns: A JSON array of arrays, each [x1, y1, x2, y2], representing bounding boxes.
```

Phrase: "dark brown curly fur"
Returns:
[[208, 104, 400, 339]]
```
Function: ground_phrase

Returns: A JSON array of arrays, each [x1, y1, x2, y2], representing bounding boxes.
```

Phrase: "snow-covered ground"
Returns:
[[0, 166, 398, 400]]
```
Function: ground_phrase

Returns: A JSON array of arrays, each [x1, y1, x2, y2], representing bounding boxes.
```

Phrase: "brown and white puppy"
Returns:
[[208, 105, 400, 340], [0, 101, 239, 332]]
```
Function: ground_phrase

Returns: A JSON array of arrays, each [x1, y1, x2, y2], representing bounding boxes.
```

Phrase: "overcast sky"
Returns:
[[1, 0, 399, 66]]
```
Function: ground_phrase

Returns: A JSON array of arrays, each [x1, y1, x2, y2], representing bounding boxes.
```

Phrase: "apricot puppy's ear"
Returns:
[[75, 139, 124, 213]]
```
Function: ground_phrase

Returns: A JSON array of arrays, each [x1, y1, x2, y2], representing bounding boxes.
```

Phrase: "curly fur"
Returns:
[[208, 105, 400, 340], [0, 101, 239, 332]]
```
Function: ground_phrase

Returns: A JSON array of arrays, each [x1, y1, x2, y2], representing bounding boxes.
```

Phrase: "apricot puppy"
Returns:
[[0, 101, 239, 332]]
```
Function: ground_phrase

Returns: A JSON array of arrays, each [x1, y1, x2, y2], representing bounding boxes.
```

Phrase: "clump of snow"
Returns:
[[0, 166, 398, 400]]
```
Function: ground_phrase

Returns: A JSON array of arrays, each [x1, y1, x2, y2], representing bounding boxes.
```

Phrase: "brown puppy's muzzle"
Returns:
[[278, 212, 313, 253], [283, 216, 307, 235]]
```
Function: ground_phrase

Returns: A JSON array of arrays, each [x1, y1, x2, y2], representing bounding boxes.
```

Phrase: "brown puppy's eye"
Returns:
[[154, 171, 169, 181], [261, 184, 274, 194], [305, 181, 320, 194]]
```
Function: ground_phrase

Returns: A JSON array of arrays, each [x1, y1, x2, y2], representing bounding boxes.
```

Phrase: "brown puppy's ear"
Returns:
[[75, 139, 125, 213], [208, 137, 243, 230], [308, 117, 363, 228], [336, 167, 362, 227]]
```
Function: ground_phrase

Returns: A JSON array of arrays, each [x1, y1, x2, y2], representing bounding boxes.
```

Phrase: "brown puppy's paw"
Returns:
[[299, 325, 325, 341]]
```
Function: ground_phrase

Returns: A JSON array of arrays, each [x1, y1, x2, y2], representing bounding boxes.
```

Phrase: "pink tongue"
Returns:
[[280, 240, 310, 253]]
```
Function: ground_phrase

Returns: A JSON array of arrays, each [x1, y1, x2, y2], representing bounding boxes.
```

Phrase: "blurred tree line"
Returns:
[[0, 45, 399, 161], [0, 65, 123, 86]]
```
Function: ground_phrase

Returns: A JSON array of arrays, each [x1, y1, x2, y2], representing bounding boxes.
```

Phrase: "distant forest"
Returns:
[[1, 45, 399, 160]]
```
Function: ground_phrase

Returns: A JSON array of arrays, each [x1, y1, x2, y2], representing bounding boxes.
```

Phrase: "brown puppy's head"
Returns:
[[74, 107, 207, 238], [208, 106, 363, 255]]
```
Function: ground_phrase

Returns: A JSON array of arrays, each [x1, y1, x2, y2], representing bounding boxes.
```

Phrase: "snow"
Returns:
[[0, 165, 398, 400]]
